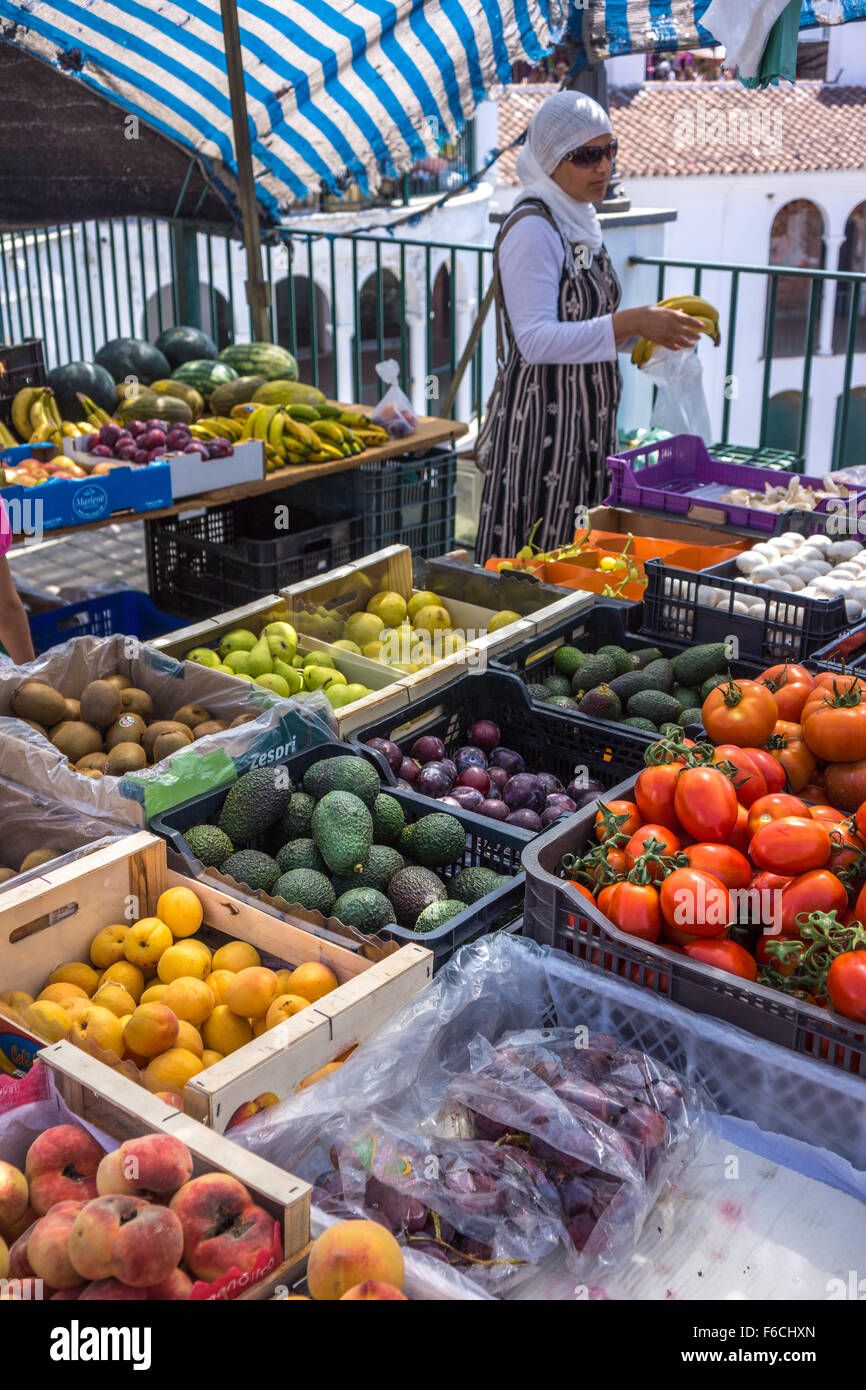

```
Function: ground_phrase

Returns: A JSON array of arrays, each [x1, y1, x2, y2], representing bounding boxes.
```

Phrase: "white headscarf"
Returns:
[[514, 91, 613, 257]]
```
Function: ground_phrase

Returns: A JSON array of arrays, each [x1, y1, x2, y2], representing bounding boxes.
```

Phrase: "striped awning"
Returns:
[[0, 0, 560, 222]]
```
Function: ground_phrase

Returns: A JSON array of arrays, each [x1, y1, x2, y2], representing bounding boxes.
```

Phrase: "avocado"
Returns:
[[449, 865, 504, 906], [333, 887, 395, 933], [414, 900, 465, 934], [278, 792, 317, 840], [626, 689, 682, 725], [553, 645, 586, 678], [526, 682, 552, 701], [630, 646, 663, 669], [387, 866, 448, 927], [183, 824, 233, 868], [543, 673, 572, 697], [222, 849, 281, 894], [577, 684, 622, 720], [609, 669, 657, 702], [547, 695, 580, 710], [371, 793, 405, 845], [678, 707, 704, 728], [596, 644, 634, 677], [700, 673, 728, 701], [332, 844, 405, 894], [276, 838, 326, 874], [311, 790, 374, 876], [217, 767, 292, 844], [273, 868, 336, 916], [640, 658, 676, 694], [671, 643, 728, 687], [400, 812, 466, 868], [303, 754, 380, 807], [570, 652, 616, 693], [673, 684, 700, 711], [623, 716, 657, 732]]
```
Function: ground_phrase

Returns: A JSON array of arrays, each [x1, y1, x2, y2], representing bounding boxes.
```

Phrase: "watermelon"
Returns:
[[95, 338, 171, 385], [171, 359, 238, 399], [155, 326, 217, 368], [46, 361, 117, 417], [218, 342, 299, 382]]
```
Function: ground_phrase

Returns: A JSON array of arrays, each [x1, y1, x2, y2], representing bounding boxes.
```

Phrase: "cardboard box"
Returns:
[[62, 436, 265, 499]]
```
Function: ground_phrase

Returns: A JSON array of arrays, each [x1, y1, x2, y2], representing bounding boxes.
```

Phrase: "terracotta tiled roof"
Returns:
[[496, 81, 866, 182]]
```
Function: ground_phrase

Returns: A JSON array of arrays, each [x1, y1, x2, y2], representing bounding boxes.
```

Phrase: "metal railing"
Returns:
[[631, 254, 866, 469]]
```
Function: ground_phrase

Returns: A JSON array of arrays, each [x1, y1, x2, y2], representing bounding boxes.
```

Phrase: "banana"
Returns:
[[695, 315, 721, 346], [311, 419, 347, 446], [231, 402, 258, 421], [11, 387, 42, 439], [29, 419, 59, 445], [286, 404, 322, 423], [0, 419, 17, 448], [76, 393, 112, 424], [658, 294, 719, 322], [28, 390, 52, 439], [283, 417, 319, 450], [45, 392, 62, 429], [336, 411, 374, 429], [268, 409, 287, 453], [61, 421, 81, 439], [213, 417, 244, 440]]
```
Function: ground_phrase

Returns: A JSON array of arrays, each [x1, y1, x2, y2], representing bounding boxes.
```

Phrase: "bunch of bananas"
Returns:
[[2, 386, 110, 450], [631, 295, 721, 368], [191, 401, 389, 472]]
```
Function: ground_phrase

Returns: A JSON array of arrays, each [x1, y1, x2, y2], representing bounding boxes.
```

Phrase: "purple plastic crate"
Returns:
[[605, 435, 866, 534]]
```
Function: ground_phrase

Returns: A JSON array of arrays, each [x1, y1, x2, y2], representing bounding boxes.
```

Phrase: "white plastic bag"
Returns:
[[645, 347, 713, 443], [372, 360, 418, 438]]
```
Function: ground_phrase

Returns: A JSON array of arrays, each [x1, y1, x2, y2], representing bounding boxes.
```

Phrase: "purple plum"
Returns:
[[479, 799, 511, 821], [398, 756, 421, 784], [415, 763, 454, 798], [439, 758, 458, 785], [456, 766, 490, 795], [506, 808, 543, 832], [489, 747, 525, 777], [454, 745, 488, 772], [502, 773, 545, 814], [366, 736, 403, 775], [567, 777, 606, 810], [99, 423, 123, 448], [448, 786, 484, 812], [469, 720, 500, 752], [412, 734, 446, 764], [537, 772, 566, 796], [487, 766, 509, 792]]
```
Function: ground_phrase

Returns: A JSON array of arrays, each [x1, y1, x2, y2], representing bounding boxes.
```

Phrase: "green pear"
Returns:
[[272, 658, 304, 695], [324, 685, 354, 709], [186, 647, 221, 668], [219, 628, 257, 657], [264, 621, 298, 659], [341, 683, 371, 704], [302, 650, 336, 670], [332, 639, 363, 655], [255, 673, 292, 698], [224, 650, 253, 675], [303, 665, 347, 692], [246, 633, 274, 678], [292, 655, 305, 668], [229, 671, 255, 684]]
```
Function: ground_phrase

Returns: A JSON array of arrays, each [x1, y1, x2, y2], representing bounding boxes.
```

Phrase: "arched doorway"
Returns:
[[833, 387, 866, 470], [352, 268, 405, 405], [834, 203, 866, 355], [428, 263, 453, 416], [765, 390, 804, 453], [274, 276, 333, 396], [142, 285, 231, 348], [767, 200, 824, 358]]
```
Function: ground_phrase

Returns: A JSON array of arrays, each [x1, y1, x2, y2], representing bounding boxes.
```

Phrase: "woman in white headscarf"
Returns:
[[475, 90, 702, 559]]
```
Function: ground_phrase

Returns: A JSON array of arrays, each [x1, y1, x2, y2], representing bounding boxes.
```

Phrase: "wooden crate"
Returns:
[[37, 1040, 312, 1291], [0, 833, 433, 1131]]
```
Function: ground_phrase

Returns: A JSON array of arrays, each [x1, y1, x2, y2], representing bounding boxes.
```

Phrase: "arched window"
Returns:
[[142, 286, 231, 348], [767, 200, 824, 358], [350, 268, 404, 404], [273, 276, 334, 395], [428, 263, 453, 416], [833, 386, 866, 470], [834, 203, 866, 355], [765, 390, 804, 454]]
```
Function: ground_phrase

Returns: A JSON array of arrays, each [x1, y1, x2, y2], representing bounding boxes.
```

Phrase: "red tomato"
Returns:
[[634, 764, 683, 834], [623, 824, 682, 879], [852, 880, 866, 925], [568, 881, 596, 904], [673, 766, 739, 842], [746, 792, 810, 838], [801, 683, 866, 763], [809, 805, 847, 825], [604, 880, 662, 943], [702, 678, 778, 747], [762, 720, 817, 794], [594, 800, 641, 843], [683, 938, 758, 982], [800, 783, 830, 805], [758, 664, 815, 722], [596, 882, 620, 917], [661, 921, 708, 947], [730, 804, 752, 855], [659, 868, 731, 937], [827, 951, 866, 1023], [780, 870, 848, 936], [711, 745, 767, 808], [823, 760, 866, 815], [742, 746, 787, 795], [684, 842, 752, 890], [750, 817, 832, 875], [751, 870, 793, 895], [828, 823, 866, 875]]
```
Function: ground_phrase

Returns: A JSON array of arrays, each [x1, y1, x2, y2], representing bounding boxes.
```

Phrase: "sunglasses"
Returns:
[[563, 139, 618, 168]]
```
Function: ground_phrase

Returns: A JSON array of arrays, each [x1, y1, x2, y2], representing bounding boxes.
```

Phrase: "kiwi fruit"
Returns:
[[193, 719, 229, 740], [143, 720, 192, 760], [63, 697, 81, 721], [120, 687, 154, 720], [107, 743, 148, 775], [76, 752, 111, 774], [153, 730, 194, 761], [230, 713, 257, 728], [11, 680, 66, 728], [79, 679, 123, 729], [21, 719, 48, 734], [173, 704, 213, 731], [51, 721, 104, 761], [106, 713, 147, 750], [19, 848, 58, 872], [105, 675, 132, 692], [79, 770, 104, 780], [0, 867, 16, 883]]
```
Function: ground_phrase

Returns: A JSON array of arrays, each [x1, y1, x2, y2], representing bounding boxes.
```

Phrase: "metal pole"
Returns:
[[219, 0, 272, 341]]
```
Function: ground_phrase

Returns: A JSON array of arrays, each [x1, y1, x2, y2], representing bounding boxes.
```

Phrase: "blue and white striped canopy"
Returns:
[[0, 0, 560, 220]]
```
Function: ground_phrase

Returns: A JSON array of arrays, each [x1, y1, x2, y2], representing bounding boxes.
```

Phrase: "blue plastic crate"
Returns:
[[29, 590, 178, 654]]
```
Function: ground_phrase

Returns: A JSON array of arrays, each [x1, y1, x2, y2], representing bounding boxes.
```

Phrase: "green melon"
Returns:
[[209, 376, 267, 415], [154, 326, 217, 368], [218, 342, 299, 381], [171, 359, 238, 400], [95, 338, 171, 386], [46, 361, 117, 417]]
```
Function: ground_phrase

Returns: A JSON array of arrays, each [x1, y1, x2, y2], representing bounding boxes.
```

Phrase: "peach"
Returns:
[[37, 982, 89, 1006], [306, 1219, 404, 1300], [265, 993, 311, 1030], [225, 966, 279, 1019], [96, 1134, 194, 1201], [145, 1267, 193, 1300], [62, 997, 93, 1024], [46, 961, 100, 995], [274, 969, 293, 995], [143, 1048, 203, 1095], [169, 1174, 275, 1282], [174, 1020, 203, 1058], [69, 1194, 184, 1286], [91, 981, 137, 1018], [22, 1000, 71, 1042], [201, 1049, 224, 1068], [26, 1125, 104, 1214], [201, 1005, 252, 1056], [99, 960, 145, 1001], [211, 940, 260, 973], [162, 976, 213, 1026], [226, 1091, 280, 1130], [124, 918, 172, 968], [284, 961, 339, 1004], [296, 1061, 342, 1091], [0, 989, 33, 1014], [155, 1092, 183, 1111], [156, 886, 203, 939], [157, 939, 212, 984], [68, 1003, 125, 1057], [27, 1201, 87, 1288], [203, 969, 235, 1005], [0, 1160, 29, 1229], [140, 982, 168, 1004], [124, 1002, 179, 1057], [1, 1204, 37, 1246], [8, 1223, 40, 1279], [78, 1278, 146, 1300], [89, 924, 130, 969], [340, 1280, 408, 1300]]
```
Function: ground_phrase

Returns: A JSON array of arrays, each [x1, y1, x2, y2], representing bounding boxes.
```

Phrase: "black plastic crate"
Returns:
[[145, 499, 364, 620], [709, 442, 805, 474], [286, 447, 457, 558], [350, 668, 654, 811], [0, 338, 47, 430], [521, 786, 866, 1077], [149, 742, 525, 972]]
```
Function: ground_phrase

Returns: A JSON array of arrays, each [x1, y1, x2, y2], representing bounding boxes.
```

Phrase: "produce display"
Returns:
[[719, 475, 849, 514], [184, 619, 376, 707], [728, 532, 866, 623], [82, 419, 234, 466]]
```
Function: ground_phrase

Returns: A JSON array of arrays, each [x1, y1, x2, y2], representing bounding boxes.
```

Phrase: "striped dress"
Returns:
[[475, 198, 622, 560]]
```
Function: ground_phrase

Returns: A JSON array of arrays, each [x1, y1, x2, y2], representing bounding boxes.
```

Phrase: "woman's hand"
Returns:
[[612, 306, 704, 350]]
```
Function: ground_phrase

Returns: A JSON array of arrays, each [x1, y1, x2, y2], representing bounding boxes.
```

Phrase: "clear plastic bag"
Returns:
[[645, 346, 712, 442], [371, 360, 419, 438]]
